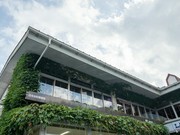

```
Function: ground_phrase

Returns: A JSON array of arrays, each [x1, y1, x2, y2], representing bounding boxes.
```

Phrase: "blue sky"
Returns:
[[0, 0, 180, 87]]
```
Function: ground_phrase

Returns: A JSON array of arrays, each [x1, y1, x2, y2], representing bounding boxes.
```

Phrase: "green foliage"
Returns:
[[3, 54, 39, 112], [0, 103, 169, 135]]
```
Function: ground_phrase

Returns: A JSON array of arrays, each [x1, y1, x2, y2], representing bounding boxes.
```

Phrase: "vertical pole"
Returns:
[[155, 110, 160, 120], [111, 91, 118, 111], [144, 107, 148, 118], [137, 106, 141, 117], [39, 126, 46, 135], [131, 104, 134, 116], [164, 108, 169, 120], [86, 127, 92, 135], [67, 77, 71, 100], [170, 102, 178, 118], [123, 103, 126, 114]]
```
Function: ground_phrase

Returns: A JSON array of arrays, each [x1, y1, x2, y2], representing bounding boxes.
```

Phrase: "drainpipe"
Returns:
[[33, 37, 52, 69]]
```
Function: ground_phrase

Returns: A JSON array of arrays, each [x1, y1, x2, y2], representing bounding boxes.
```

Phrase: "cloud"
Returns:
[[0, 0, 180, 87]]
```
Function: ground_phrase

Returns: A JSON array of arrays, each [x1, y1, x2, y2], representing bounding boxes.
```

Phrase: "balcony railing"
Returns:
[[25, 91, 163, 124]]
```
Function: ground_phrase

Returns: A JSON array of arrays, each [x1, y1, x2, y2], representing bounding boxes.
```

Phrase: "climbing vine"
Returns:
[[3, 54, 39, 112], [0, 53, 170, 134], [0, 103, 168, 135]]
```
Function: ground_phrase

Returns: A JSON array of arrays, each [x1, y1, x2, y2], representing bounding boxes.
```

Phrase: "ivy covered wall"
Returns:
[[0, 104, 169, 135], [3, 54, 39, 112], [0, 53, 170, 134]]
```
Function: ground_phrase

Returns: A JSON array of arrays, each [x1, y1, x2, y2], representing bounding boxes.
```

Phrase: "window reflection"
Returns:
[[70, 86, 81, 102], [158, 109, 168, 121], [94, 93, 103, 108], [117, 100, 125, 113], [174, 104, 180, 117], [54, 80, 68, 100], [40, 76, 54, 96], [146, 109, 152, 119], [125, 104, 132, 115], [38, 76, 163, 121], [132, 105, 139, 116], [103, 95, 112, 108], [82, 89, 92, 105], [151, 110, 157, 119], [165, 107, 176, 119], [139, 106, 146, 117]]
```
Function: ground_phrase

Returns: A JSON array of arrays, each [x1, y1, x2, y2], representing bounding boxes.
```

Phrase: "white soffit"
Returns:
[[3, 26, 176, 99]]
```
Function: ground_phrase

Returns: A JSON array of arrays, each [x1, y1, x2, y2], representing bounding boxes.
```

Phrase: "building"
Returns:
[[0, 27, 180, 134]]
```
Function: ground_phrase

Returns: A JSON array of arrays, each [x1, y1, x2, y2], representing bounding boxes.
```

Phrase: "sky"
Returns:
[[0, 0, 180, 87]]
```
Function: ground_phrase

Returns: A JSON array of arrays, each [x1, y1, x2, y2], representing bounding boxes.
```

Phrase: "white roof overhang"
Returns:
[[0, 27, 162, 99]]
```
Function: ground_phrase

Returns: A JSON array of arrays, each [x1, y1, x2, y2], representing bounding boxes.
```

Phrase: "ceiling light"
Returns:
[[60, 131, 70, 135]]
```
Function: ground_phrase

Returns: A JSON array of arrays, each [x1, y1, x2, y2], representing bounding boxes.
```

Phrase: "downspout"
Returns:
[[33, 37, 52, 69]]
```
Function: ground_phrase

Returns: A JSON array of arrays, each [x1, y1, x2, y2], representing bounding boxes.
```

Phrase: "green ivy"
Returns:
[[3, 54, 39, 112], [0, 103, 169, 135]]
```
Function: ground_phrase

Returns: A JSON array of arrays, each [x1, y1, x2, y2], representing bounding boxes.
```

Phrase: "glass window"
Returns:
[[146, 109, 152, 119], [71, 79, 91, 88], [39, 76, 54, 96], [69, 86, 81, 102], [174, 104, 180, 117], [158, 109, 167, 120], [139, 106, 146, 117], [151, 110, 157, 119], [125, 104, 132, 115], [54, 80, 68, 100], [117, 100, 125, 113], [94, 93, 103, 108], [103, 95, 112, 108], [165, 106, 176, 119], [132, 105, 139, 116], [82, 89, 92, 105]]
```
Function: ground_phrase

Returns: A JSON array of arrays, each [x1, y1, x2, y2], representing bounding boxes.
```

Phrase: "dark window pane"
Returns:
[[82, 89, 92, 96], [132, 105, 139, 116], [165, 107, 176, 119], [71, 79, 91, 88], [139, 106, 146, 117], [151, 110, 157, 119], [158, 109, 167, 119], [70, 86, 81, 93], [174, 104, 180, 117], [94, 93, 102, 99], [117, 100, 125, 113], [125, 104, 132, 115], [146, 109, 152, 119], [104, 95, 111, 101], [55, 81, 68, 89]]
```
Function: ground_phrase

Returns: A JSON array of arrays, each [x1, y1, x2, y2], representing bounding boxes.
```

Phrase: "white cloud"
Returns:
[[0, 0, 180, 87]]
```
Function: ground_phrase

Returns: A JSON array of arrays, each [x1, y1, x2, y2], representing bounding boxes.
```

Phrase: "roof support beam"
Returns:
[[33, 37, 52, 69]]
